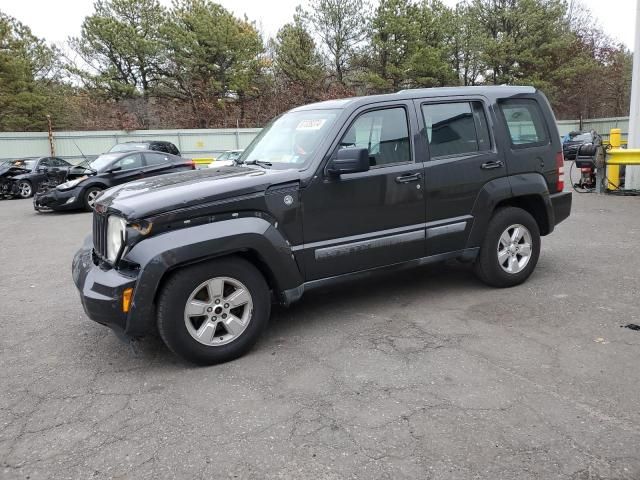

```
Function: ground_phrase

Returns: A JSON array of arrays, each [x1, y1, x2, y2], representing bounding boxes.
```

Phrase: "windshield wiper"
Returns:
[[243, 159, 272, 168]]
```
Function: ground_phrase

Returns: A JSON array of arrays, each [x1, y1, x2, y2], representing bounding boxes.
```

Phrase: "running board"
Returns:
[[280, 247, 479, 306]]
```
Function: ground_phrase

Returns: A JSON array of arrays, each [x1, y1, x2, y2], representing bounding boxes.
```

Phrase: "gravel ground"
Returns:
[[1, 190, 639, 480]]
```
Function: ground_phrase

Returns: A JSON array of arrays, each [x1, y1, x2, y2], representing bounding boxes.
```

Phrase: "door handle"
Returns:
[[395, 173, 422, 184], [480, 160, 504, 170]]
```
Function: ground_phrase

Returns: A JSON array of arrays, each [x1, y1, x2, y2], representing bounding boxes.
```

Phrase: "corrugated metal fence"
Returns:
[[0, 128, 262, 162], [557, 117, 629, 143], [0, 117, 631, 162]]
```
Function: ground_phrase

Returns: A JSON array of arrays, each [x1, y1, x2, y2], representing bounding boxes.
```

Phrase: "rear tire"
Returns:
[[157, 257, 271, 365], [474, 207, 540, 288]]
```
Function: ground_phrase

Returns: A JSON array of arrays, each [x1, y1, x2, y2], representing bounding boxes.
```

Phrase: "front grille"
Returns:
[[93, 213, 108, 259]]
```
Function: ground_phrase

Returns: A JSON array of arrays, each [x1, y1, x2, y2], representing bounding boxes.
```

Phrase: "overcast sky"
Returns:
[[0, 0, 636, 49]]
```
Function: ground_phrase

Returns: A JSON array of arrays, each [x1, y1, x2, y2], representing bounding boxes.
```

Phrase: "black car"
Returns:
[[34, 150, 194, 212], [72, 86, 571, 365], [562, 130, 601, 160], [0, 157, 72, 198], [109, 141, 180, 156]]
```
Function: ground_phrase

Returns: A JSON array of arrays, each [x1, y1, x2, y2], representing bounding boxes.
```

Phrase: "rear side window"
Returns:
[[145, 153, 171, 166], [339, 107, 411, 167], [499, 99, 549, 147], [421, 102, 491, 158], [168, 144, 180, 155]]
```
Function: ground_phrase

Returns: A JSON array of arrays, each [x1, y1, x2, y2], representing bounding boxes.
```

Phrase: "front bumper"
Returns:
[[34, 187, 83, 211], [550, 191, 572, 227], [72, 234, 138, 337]]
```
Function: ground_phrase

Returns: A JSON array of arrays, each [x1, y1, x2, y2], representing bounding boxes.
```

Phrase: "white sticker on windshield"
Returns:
[[296, 119, 326, 131]]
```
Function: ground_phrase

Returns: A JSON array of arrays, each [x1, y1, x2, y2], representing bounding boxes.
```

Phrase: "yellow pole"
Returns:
[[607, 128, 621, 189]]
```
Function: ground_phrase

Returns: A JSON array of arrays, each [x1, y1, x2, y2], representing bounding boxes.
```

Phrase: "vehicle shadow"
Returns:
[[116, 260, 483, 367], [265, 261, 480, 341]]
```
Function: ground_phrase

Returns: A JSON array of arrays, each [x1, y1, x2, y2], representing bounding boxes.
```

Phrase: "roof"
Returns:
[[292, 86, 538, 111]]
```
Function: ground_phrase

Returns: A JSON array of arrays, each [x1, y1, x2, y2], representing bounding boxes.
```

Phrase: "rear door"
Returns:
[[495, 96, 559, 193], [415, 97, 505, 256], [143, 152, 175, 177]]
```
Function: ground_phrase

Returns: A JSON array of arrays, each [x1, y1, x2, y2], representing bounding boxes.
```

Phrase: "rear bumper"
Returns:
[[550, 191, 572, 227]]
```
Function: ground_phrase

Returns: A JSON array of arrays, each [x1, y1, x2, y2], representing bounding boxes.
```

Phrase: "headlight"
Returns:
[[106, 216, 127, 263], [57, 176, 88, 191]]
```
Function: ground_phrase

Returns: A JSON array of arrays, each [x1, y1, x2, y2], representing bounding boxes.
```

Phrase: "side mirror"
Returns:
[[106, 166, 122, 174], [326, 148, 370, 176]]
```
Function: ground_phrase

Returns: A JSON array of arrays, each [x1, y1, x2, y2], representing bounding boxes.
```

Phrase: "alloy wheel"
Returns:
[[87, 190, 100, 209], [18, 182, 32, 198], [496, 224, 533, 274], [183, 276, 253, 346]]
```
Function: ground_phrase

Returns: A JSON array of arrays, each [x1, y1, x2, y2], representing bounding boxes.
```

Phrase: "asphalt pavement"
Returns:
[[1, 190, 640, 480]]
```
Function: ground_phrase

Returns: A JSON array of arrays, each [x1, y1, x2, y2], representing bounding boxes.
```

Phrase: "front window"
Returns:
[[241, 109, 341, 168], [112, 153, 143, 170], [339, 107, 411, 166], [10, 159, 36, 170]]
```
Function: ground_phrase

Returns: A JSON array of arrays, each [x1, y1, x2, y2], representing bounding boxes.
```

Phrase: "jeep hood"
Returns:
[[96, 166, 301, 219]]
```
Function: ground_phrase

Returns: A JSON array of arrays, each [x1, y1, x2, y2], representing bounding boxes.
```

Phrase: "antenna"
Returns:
[[73, 140, 88, 163]]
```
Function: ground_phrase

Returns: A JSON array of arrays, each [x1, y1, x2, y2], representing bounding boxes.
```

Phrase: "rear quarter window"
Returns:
[[499, 99, 549, 148]]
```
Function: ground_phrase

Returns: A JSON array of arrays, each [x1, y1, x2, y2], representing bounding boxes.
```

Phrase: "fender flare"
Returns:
[[466, 173, 553, 248], [123, 217, 303, 335]]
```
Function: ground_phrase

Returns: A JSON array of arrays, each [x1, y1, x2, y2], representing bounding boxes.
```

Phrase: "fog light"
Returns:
[[65, 197, 76, 204], [122, 288, 133, 313]]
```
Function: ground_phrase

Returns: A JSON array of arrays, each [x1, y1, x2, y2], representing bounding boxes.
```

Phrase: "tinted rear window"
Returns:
[[499, 99, 549, 147], [421, 101, 491, 158]]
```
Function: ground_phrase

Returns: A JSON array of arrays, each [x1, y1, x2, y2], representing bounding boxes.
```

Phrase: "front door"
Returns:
[[300, 103, 426, 281], [415, 98, 505, 256], [110, 153, 146, 184]]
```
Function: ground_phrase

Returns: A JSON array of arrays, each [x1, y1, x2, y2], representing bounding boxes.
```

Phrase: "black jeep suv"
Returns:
[[72, 86, 571, 365]]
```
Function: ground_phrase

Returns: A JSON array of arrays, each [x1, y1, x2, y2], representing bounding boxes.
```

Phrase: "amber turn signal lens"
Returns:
[[122, 288, 133, 313]]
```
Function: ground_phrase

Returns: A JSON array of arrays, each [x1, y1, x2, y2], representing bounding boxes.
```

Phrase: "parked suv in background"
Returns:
[[34, 150, 194, 211], [109, 141, 180, 156], [72, 86, 571, 365], [562, 130, 601, 160]]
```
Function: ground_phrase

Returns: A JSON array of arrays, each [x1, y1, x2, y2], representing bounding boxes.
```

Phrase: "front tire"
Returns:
[[474, 207, 541, 288], [83, 186, 102, 211], [16, 180, 33, 198], [157, 257, 271, 365]]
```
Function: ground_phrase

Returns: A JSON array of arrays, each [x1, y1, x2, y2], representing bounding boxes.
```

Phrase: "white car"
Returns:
[[208, 150, 244, 168]]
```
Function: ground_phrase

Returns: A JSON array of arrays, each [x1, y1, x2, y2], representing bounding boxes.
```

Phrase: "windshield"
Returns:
[[109, 143, 147, 153], [571, 133, 592, 142], [85, 153, 121, 172], [241, 109, 341, 168], [10, 159, 36, 170]]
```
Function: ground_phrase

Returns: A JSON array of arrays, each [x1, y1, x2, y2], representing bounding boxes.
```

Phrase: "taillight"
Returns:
[[556, 151, 564, 191], [189, 160, 196, 170]]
